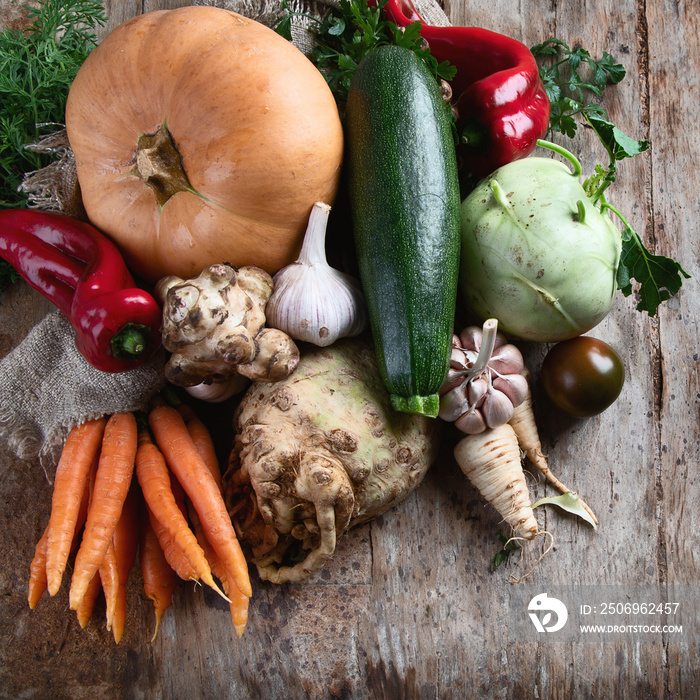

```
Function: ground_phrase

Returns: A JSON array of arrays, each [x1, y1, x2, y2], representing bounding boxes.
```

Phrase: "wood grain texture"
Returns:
[[0, 1, 697, 698]]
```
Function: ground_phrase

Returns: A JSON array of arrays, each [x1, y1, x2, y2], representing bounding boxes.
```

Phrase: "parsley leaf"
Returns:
[[276, 0, 455, 109], [531, 38, 626, 138]]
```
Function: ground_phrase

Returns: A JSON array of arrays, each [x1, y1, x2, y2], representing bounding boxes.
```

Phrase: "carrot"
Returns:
[[69, 412, 138, 611], [75, 573, 102, 629], [110, 483, 139, 643], [176, 403, 222, 491], [180, 401, 249, 633], [454, 422, 539, 540], [136, 426, 227, 600], [27, 528, 49, 610], [188, 503, 248, 637], [139, 504, 178, 642], [45, 417, 107, 596], [99, 541, 120, 631], [148, 505, 198, 582], [187, 504, 219, 577], [181, 401, 249, 628], [509, 370, 598, 525], [225, 581, 250, 638], [74, 455, 103, 627], [72, 474, 92, 545], [28, 472, 93, 609], [149, 404, 252, 598]]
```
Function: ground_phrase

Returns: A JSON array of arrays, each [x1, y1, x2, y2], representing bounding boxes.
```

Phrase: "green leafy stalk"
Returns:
[[575, 116, 690, 317], [603, 201, 690, 316], [584, 113, 649, 204], [275, 0, 455, 110], [533, 39, 689, 316], [0, 0, 106, 208]]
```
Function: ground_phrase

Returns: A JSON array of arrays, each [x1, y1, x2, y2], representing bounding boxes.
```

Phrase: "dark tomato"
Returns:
[[541, 336, 625, 417]]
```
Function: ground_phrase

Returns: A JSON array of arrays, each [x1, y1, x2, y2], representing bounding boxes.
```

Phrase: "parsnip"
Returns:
[[509, 369, 598, 526], [454, 423, 538, 540]]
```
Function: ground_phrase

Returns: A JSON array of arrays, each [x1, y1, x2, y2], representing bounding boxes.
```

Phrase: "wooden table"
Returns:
[[1, 0, 698, 697]]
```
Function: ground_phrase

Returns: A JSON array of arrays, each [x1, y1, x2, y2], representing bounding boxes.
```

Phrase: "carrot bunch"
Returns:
[[27, 400, 252, 642], [143, 400, 251, 637]]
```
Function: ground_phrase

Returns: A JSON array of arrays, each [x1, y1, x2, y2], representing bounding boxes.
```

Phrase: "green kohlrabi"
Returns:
[[459, 135, 689, 342], [459, 141, 620, 342]]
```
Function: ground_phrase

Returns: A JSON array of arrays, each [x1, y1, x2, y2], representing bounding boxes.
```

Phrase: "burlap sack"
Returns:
[[0, 312, 166, 468]]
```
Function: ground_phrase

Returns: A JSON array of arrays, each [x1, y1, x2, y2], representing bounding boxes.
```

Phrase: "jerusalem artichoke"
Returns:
[[156, 263, 299, 388]]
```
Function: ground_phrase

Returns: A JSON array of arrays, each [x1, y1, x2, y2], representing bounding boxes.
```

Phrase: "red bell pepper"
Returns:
[[382, 0, 550, 176], [0, 209, 162, 373]]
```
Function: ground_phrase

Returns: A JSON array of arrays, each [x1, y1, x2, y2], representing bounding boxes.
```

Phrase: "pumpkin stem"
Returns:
[[132, 123, 193, 207]]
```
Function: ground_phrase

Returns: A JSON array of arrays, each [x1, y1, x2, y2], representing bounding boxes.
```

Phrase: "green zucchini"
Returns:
[[346, 45, 461, 418]]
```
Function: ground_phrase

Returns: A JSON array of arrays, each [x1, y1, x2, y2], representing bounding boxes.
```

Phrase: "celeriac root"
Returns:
[[454, 423, 539, 540]]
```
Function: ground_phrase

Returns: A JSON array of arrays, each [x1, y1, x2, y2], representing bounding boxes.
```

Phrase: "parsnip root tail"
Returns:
[[509, 392, 598, 526], [506, 530, 555, 584]]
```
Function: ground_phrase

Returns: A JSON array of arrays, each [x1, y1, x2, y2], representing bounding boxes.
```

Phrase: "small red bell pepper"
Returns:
[[382, 0, 550, 176], [0, 209, 162, 373]]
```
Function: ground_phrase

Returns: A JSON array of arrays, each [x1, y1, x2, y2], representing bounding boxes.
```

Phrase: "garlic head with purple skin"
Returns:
[[438, 318, 528, 433]]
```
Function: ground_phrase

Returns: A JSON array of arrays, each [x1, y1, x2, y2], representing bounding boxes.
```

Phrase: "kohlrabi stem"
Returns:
[[600, 200, 630, 230], [297, 202, 331, 266], [536, 139, 583, 179], [589, 166, 617, 206], [601, 199, 642, 257], [490, 180, 530, 234]]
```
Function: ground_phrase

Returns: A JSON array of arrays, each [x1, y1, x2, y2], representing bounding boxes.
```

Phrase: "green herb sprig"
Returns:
[[0, 0, 106, 209], [531, 38, 626, 139], [276, 0, 455, 108]]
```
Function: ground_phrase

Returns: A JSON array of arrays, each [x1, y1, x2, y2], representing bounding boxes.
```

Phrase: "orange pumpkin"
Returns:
[[65, 6, 344, 284]]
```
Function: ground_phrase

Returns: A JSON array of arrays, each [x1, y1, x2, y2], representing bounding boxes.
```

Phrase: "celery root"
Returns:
[[224, 338, 441, 583]]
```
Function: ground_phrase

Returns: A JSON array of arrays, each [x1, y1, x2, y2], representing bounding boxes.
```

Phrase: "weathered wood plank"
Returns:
[[646, 1, 700, 698]]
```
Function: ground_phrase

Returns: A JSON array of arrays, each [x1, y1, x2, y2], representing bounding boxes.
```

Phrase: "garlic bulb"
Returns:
[[438, 318, 528, 434], [266, 202, 367, 347]]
